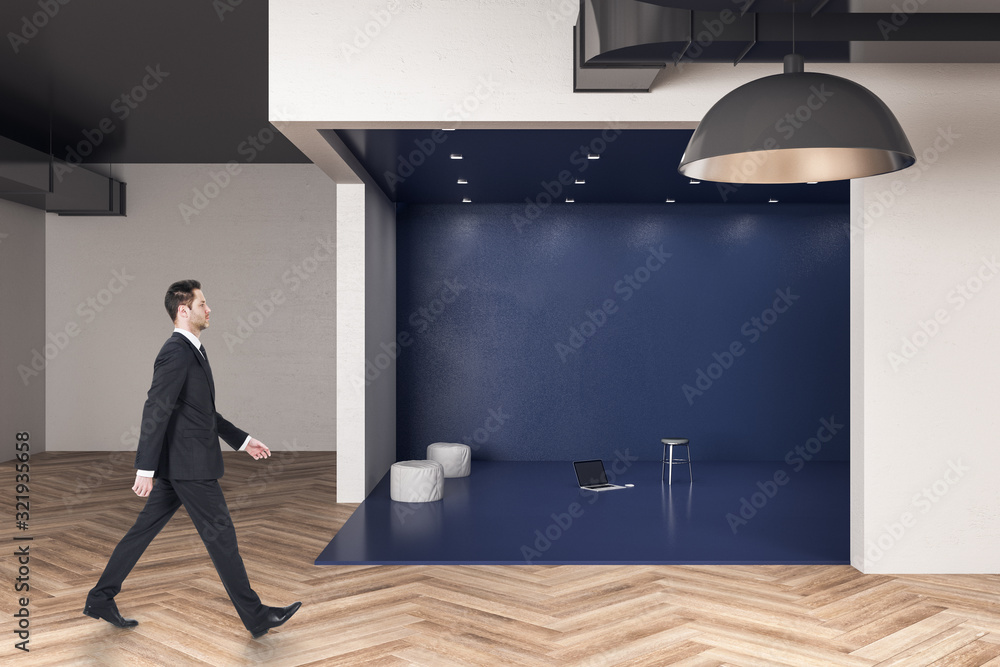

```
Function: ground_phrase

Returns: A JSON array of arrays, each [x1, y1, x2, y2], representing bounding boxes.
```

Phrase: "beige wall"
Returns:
[[44, 163, 337, 455], [0, 197, 45, 461]]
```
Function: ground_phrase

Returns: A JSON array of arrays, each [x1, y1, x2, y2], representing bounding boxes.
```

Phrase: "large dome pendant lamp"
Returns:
[[678, 11, 915, 184]]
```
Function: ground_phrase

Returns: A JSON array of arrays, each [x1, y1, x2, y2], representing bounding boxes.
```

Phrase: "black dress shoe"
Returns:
[[250, 601, 302, 638], [83, 604, 138, 628]]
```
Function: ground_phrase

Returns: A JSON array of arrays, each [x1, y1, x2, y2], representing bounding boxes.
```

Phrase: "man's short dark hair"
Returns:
[[165, 280, 202, 322]]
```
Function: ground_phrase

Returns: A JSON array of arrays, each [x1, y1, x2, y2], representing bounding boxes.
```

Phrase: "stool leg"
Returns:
[[660, 443, 666, 482], [686, 444, 693, 483], [668, 444, 674, 485]]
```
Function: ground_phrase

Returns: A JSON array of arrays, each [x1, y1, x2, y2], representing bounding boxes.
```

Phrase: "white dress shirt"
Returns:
[[136, 328, 250, 478]]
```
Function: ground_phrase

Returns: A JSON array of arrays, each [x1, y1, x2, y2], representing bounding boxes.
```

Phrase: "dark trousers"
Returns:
[[86, 478, 266, 631]]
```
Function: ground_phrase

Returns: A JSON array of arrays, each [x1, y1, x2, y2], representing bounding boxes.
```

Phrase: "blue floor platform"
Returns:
[[315, 461, 849, 565]]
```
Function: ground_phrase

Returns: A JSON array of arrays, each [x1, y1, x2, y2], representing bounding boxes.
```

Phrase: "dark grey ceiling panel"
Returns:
[[0, 0, 307, 164], [576, 0, 1000, 91]]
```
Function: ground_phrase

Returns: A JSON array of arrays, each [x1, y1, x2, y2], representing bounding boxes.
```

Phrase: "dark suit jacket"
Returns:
[[133, 332, 248, 480]]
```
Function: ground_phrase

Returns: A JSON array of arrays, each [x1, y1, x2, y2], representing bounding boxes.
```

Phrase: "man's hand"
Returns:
[[246, 438, 271, 460], [132, 474, 153, 497]]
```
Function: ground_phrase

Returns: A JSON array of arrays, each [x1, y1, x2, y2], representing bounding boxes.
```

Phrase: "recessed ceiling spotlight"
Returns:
[[462, 198, 472, 203], [768, 198, 779, 203], [565, 198, 575, 203], [587, 154, 600, 160], [689, 179, 701, 185], [450, 154, 463, 159], [575, 179, 586, 185], [665, 198, 676, 203], [457, 178, 468, 184]]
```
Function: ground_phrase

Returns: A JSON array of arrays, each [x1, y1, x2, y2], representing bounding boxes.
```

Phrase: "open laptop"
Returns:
[[573, 459, 627, 492]]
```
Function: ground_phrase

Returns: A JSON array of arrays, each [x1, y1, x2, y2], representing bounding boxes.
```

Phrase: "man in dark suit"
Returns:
[[84, 279, 301, 638]]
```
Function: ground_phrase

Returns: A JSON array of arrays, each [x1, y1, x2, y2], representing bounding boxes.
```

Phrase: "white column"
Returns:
[[336, 183, 367, 502]]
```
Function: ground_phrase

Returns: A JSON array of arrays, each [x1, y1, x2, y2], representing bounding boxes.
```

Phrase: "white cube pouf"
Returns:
[[390, 460, 444, 502], [427, 442, 472, 478]]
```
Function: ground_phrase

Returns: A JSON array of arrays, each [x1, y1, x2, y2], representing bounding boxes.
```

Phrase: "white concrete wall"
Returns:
[[270, 0, 1000, 570], [268, 0, 702, 128], [331, 178, 397, 503], [0, 198, 45, 459], [44, 163, 337, 455], [286, 128, 398, 502], [853, 68, 1000, 573]]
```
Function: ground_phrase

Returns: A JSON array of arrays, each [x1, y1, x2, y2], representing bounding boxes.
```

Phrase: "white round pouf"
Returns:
[[390, 460, 444, 502], [426, 442, 471, 478]]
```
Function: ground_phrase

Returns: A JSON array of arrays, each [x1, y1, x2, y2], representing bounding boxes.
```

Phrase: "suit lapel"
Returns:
[[173, 332, 215, 405]]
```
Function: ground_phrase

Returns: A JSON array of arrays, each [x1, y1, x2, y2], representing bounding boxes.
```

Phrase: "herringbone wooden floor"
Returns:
[[2, 452, 999, 666]]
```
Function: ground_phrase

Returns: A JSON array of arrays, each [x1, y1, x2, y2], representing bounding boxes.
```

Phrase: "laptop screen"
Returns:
[[574, 460, 609, 486]]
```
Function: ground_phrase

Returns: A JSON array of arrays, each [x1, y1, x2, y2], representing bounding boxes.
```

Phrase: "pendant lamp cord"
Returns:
[[792, 2, 796, 55]]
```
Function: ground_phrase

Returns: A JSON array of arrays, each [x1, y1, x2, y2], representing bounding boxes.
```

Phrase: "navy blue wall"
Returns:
[[395, 203, 849, 462]]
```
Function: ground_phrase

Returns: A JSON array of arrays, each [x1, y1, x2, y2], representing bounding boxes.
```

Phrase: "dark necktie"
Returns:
[[199, 344, 215, 398]]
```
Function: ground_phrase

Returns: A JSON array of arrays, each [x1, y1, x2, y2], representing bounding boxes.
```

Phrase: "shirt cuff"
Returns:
[[136, 469, 154, 477], [239, 435, 251, 451]]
